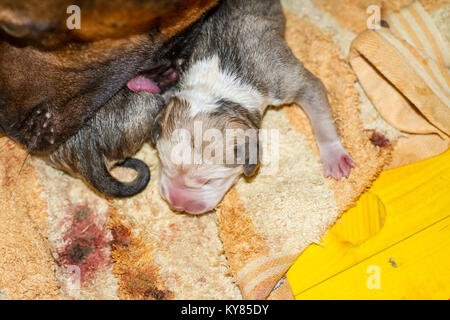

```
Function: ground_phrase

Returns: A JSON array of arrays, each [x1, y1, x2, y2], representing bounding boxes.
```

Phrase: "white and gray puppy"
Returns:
[[152, 0, 355, 214]]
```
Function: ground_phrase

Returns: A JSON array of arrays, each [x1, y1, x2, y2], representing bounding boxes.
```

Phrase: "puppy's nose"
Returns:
[[167, 188, 185, 209], [183, 201, 207, 214], [165, 187, 208, 214]]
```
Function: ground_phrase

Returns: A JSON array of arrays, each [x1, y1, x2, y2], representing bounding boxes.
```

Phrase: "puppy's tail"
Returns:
[[86, 157, 151, 198]]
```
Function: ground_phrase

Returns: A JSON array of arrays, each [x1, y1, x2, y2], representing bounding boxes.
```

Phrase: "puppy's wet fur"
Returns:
[[44, 89, 164, 198], [154, 0, 355, 214]]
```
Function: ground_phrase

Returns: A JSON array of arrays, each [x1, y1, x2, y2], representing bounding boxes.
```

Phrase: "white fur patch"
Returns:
[[177, 55, 264, 117]]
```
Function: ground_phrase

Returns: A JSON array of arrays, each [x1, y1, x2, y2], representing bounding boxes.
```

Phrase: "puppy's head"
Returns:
[[153, 97, 262, 214]]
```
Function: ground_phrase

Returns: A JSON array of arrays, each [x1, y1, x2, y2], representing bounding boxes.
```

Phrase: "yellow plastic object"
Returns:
[[287, 149, 450, 300]]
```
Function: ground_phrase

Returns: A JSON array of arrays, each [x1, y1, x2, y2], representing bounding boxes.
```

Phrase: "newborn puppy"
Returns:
[[153, 0, 355, 214], [45, 89, 164, 198]]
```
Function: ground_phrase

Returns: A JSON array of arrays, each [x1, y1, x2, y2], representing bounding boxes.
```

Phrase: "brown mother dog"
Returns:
[[0, 0, 217, 153]]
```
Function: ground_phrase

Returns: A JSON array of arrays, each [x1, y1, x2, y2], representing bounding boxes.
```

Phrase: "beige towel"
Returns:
[[349, 1, 450, 167]]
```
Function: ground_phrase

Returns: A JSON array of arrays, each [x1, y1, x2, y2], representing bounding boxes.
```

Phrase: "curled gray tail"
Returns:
[[84, 157, 151, 198]]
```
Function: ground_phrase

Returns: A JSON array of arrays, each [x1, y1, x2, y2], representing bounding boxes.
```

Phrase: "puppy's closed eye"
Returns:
[[195, 177, 208, 185], [203, 178, 222, 187]]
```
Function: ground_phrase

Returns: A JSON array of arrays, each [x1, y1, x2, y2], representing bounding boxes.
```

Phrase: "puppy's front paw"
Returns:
[[319, 141, 355, 180]]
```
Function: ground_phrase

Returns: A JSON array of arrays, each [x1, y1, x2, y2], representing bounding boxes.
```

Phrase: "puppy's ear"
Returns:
[[235, 135, 261, 177], [244, 161, 260, 177], [243, 145, 260, 177]]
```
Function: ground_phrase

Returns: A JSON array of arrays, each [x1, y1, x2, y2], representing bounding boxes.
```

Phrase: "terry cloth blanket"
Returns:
[[0, 0, 447, 300], [349, 1, 450, 169]]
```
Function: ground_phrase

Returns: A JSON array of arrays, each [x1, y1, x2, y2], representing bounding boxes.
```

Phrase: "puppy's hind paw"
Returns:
[[320, 142, 355, 180]]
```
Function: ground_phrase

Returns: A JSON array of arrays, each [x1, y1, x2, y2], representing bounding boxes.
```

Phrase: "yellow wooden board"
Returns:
[[287, 149, 450, 300]]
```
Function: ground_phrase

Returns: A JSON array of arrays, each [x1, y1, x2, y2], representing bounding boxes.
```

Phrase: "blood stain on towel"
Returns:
[[370, 131, 391, 148], [56, 204, 111, 283]]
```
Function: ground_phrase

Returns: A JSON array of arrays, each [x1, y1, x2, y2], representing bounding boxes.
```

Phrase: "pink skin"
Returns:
[[319, 141, 355, 180], [159, 168, 241, 215], [164, 186, 208, 213], [160, 177, 212, 214], [126, 76, 161, 94]]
